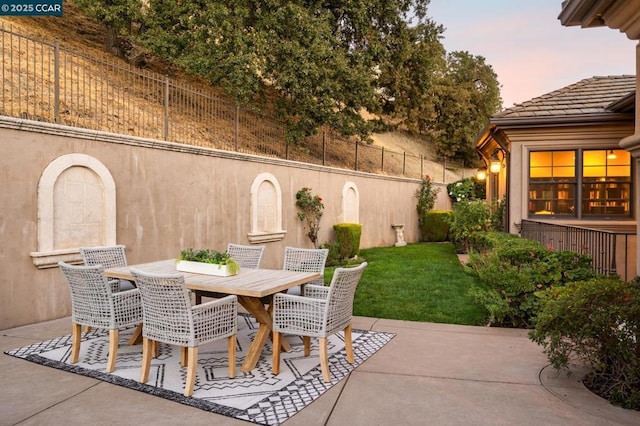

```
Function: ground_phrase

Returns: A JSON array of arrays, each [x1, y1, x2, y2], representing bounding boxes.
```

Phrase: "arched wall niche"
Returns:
[[341, 181, 360, 224], [30, 154, 116, 268], [247, 172, 286, 243]]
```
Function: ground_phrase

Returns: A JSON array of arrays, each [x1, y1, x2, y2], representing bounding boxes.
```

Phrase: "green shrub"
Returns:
[[415, 175, 440, 233], [466, 231, 596, 327], [491, 237, 548, 265], [321, 241, 342, 267], [468, 230, 520, 253], [447, 177, 485, 202], [467, 250, 541, 327], [446, 200, 491, 252], [333, 223, 362, 259], [489, 196, 506, 231], [529, 277, 640, 409], [545, 250, 596, 283], [421, 210, 452, 242]]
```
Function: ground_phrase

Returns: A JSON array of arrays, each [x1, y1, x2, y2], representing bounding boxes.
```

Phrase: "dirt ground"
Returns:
[[1, 3, 468, 182]]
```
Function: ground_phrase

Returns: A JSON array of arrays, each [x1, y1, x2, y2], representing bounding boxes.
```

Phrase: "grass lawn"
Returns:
[[326, 242, 488, 326]]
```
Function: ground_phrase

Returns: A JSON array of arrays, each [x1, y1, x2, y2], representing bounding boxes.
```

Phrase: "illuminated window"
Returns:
[[582, 150, 631, 217], [528, 149, 631, 218], [528, 151, 576, 216]]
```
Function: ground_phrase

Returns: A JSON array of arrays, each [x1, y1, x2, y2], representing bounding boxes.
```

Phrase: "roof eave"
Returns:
[[489, 112, 633, 129], [474, 123, 495, 152], [558, 0, 609, 28], [607, 92, 636, 112], [559, 0, 640, 39]]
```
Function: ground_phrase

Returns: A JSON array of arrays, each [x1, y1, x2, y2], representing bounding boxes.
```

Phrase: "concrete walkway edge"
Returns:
[[2, 316, 640, 425]]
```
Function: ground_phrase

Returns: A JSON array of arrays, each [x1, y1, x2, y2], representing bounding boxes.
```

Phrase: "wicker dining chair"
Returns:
[[226, 243, 265, 269], [283, 246, 329, 295], [131, 269, 238, 397], [80, 245, 133, 292], [58, 261, 143, 373], [272, 262, 367, 382]]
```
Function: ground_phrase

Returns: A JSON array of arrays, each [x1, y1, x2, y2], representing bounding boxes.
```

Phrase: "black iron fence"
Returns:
[[0, 23, 467, 182], [520, 219, 636, 281]]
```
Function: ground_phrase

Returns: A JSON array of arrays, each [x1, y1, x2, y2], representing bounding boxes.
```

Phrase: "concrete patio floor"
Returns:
[[2, 315, 640, 426]]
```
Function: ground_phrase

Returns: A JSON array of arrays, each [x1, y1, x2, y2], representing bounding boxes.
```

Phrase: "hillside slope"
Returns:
[[1, 2, 466, 181]]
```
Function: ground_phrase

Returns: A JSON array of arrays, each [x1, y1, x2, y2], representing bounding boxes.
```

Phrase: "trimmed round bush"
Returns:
[[333, 223, 362, 259], [421, 210, 452, 242]]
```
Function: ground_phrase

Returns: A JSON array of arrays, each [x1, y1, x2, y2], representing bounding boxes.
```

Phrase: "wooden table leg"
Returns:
[[238, 296, 290, 372], [263, 300, 291, 352], [127, 323, 143, 345], [242, 323, 270, 372], [278, 335, 291, 352]]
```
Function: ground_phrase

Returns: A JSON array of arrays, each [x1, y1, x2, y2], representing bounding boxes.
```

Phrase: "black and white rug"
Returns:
[[5, 314, 394, 425]]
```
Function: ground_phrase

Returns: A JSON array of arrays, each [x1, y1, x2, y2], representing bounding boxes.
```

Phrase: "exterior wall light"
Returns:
[[489, 148, 504, 174]]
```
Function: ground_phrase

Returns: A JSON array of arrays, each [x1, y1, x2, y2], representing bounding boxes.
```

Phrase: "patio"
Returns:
[[3, 315, 640, 425]]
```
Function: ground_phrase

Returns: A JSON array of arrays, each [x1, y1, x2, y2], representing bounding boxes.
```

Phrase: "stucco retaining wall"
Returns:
[[0, 117, 451, 329]]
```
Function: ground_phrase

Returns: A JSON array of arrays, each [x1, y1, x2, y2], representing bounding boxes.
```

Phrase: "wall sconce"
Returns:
[[476, 169, 487, 181], [607, 150, 617, 160], [489, 148, 504, 174]]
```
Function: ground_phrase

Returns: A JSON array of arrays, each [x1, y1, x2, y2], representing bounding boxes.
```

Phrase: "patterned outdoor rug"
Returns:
[[5, 314, 394, 425]]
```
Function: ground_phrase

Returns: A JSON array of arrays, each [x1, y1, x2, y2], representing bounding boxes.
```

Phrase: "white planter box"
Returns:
[[176, 260, 237, 276]]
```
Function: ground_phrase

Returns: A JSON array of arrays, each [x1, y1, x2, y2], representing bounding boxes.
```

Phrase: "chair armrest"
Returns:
[[192, 295, 238, 340], [273, 292, 326, 305], [302, 284, 329, 299], [272, 293, 327, 335], [111, 288, 141, 304], [111, 288, 142, 324], [107, 278, 121, 293]]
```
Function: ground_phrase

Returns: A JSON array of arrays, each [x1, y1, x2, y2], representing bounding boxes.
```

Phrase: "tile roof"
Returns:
[[495, 75, 636, 119]]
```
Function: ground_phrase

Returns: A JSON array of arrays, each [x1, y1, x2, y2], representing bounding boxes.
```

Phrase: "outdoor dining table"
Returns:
[[104, 259, 321, 372]]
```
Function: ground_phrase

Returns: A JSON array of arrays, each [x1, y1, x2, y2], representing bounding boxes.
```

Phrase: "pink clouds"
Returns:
[[428, 0, 636, 108]]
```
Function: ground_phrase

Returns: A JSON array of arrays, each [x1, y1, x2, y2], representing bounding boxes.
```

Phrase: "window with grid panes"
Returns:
[[528, 149, 631, 218], [582, 150, 632, 216]]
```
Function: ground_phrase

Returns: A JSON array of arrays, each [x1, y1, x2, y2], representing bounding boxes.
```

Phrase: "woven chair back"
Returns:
[[80, 245, 127, 269], [58, 261, 114, 328], [131, 270, 195, 346], [283, 246, 329, 286], [325, 262, 368, 333], [227, 243, 265, 269]]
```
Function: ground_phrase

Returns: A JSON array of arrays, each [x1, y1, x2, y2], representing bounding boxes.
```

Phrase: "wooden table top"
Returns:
[[104, 259, 321, 298]]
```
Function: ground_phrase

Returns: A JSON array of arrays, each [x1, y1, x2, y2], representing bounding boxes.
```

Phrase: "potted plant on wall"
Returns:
[[176, 248, 240, 276]]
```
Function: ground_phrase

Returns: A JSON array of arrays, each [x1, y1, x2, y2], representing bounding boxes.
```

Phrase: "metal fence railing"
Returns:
[[1, 23, 467, 182], [520, 219, 636, 281]]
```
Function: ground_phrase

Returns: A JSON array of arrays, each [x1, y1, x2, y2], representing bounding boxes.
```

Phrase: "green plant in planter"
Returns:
[[178, 248, 240, 274]]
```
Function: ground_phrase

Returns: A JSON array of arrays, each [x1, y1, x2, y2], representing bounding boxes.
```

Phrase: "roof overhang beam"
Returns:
[[559, 0, 640, 40]]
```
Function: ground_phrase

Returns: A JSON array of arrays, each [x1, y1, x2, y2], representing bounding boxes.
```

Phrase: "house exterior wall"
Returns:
[[0, 117, 452, 330], [635, 152, 640, 276], [628, 43, 640, 279], [560, 0, 640, 279], [505, 123, 635, 233]]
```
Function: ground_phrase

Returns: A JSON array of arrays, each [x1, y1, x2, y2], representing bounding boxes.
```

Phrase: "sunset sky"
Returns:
[[427, 0, 636, 109]]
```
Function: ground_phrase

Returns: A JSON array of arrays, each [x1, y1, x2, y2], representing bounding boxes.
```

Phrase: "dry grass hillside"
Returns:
[[1, 2, 467, 182]]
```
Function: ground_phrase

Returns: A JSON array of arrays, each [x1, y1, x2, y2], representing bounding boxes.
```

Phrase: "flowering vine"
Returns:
[[295, 187, 324, 247], [447, 178, 485, 202]]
